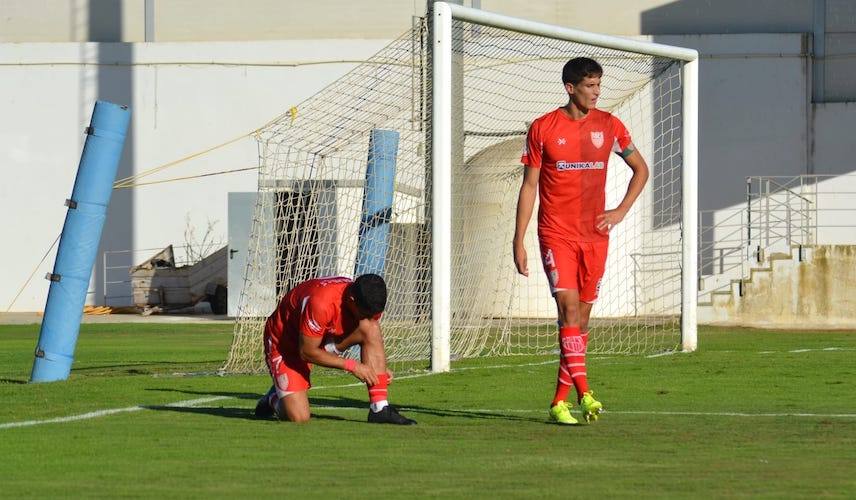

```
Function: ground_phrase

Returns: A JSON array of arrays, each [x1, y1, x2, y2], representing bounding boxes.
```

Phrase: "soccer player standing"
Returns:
[[513, 57, 650, 425], [254, 273, 416, 425]]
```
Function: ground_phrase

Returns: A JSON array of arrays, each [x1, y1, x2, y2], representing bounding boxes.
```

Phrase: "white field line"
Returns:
[[603, 410, 856, 418], [159, 347, 851, 377], [0, 368, 456, 430], [718, 347, 854, 354], [308, 406, 856, 419], [0, 396, 226, 430], [787, 347, 850, 353], [2, 348, 852, 430], [646, 351, 679, 358]]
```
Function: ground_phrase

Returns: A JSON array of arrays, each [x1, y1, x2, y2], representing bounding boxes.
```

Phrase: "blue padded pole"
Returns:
[[30, 101, 130, 383], [355, 129, 399, 277]]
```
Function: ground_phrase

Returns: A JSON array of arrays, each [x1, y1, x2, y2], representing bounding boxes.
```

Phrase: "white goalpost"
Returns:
[[222, 2, 698, 375], [429, 3, 698, 371]]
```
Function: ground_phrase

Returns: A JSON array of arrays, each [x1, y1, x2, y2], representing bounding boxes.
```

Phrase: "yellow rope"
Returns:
[[112, 107, 294, 189], [113, 134, 251, 188], [7, 106, 300, 311], [5, 234, 60, 313], [114, 166, 258, 189]]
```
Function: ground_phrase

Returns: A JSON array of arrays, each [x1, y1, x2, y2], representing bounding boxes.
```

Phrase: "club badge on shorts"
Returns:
[[591, 131, 604, 149]]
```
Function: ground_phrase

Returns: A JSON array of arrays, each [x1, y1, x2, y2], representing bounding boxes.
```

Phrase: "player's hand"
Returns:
[[351, 363, 379, 386], [595, 208, 628, 234], [386, 369, 394, 382], [513, 242, 529, 276]]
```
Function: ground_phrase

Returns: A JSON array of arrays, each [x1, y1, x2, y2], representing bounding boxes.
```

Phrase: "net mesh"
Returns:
[[223, 18, 684, 374]]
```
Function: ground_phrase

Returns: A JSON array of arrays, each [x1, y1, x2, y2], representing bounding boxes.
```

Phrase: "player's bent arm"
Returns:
[[595, 144, 649, 233], [299, 334, 378, 385], [615, 145, 649, 214], [299, 334, 348, 369]]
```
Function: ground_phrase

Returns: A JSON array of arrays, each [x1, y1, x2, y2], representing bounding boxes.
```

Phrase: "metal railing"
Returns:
[[699, 207, 746, 275], [699, 173, 856, 297], [746, 175, 816, 260]]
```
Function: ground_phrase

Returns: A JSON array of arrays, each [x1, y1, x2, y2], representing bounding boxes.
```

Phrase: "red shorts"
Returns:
[[539, 236, 609, 303], [263, 325, 312, 396]]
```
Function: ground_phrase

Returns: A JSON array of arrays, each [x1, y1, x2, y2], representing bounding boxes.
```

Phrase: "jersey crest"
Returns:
[[590, 131, 604, 149]]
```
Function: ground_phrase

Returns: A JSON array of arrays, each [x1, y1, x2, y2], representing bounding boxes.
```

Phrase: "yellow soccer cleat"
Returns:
[[549, 401, 579, 425], [579, 391, 604, 422]]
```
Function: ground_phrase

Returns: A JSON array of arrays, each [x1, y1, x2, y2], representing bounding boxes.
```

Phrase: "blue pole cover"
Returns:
[[30, 101, 130, 383], [355, 129, 399, 277]]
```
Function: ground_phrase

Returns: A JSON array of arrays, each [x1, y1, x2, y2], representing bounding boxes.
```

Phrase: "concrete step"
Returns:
[[698, 244, 856, 329]]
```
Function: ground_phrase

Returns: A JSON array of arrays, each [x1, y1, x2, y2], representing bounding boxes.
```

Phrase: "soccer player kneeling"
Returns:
[[254, 274, 416, 425]]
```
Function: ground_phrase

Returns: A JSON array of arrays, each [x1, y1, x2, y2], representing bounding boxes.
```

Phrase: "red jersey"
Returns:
[[521, 108, 632, 242], [265, 276, 366, 354]]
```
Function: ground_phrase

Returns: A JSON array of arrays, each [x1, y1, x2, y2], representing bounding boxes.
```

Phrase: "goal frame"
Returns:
[[430, 2, 699, 372]]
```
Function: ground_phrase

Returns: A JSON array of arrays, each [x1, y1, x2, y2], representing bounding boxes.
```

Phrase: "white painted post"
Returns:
[[681, 57, 699, 352], [431, 2, 453, 373]]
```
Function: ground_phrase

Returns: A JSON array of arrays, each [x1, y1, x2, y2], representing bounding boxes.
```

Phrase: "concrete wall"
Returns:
[[813, 102, 856, 174], [0, 0, 146, 42], [0, 40, 389, 311], [703, 245, 856, 328], [1, 6, 854, 311], [2, 1, 855, 40], [2, 0, 853, 104], [0, 0, 424, 42], [658, 34, 812, 211]]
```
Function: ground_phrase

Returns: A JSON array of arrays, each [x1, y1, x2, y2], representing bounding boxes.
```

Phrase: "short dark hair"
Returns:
[[351, 274, 387, 316], [561, 57, 603, 85]]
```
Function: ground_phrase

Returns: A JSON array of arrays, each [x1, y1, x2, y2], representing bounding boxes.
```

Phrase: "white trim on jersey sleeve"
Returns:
[[301, 296, 324, 335]]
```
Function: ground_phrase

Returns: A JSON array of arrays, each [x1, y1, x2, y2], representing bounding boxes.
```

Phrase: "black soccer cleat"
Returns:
[[367, 405, 417, 425], [254, 386, 276, 419]]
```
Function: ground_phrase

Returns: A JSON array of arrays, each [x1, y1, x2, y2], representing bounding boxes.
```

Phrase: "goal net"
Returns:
[[223, 4, 697, 374]]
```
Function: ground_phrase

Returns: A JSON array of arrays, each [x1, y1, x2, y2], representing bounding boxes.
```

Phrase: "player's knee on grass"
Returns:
[[278, 393, 311, 423], [287, 412, 311, 423]]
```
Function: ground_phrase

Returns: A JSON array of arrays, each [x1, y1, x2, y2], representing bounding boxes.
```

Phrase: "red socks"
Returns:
[[368, 373, 390, 412], [551, 362, 573, 407], [552, 326, 589, 406]]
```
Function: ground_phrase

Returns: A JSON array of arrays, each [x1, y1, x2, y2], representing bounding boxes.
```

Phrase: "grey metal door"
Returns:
[[227, 192, 256, 318]]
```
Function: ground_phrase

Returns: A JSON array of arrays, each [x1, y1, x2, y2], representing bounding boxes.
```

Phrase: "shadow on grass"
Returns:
[[144, 388, 363, 422], [0, 378, 28, 384], [144, 404, 255, 420], [311, 395, 545, 423], [144, 388, 545, 424], [147, 387, 260, 401], [72, 360, 221, 375], [144, 402, 359, 423]]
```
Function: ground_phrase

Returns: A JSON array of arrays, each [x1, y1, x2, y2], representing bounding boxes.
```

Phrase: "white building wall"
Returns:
[[1, 0, 843, 42], [1, 30, 853, 312], [0, 40, 389, 311]]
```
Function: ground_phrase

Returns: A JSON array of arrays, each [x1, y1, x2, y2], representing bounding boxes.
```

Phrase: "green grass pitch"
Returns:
[[1, 323, 854, 498]]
